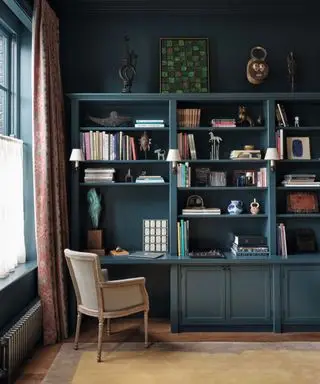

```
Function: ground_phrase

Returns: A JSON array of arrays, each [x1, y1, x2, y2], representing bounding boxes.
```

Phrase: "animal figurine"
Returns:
[[139, 131, 151, 159], [237, 106, 254, 127], [208, 132, 223, 160], [154, 148, 166, 161]]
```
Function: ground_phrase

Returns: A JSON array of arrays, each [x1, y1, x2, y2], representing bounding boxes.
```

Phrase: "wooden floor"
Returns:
[[16, 317, 320, 383]]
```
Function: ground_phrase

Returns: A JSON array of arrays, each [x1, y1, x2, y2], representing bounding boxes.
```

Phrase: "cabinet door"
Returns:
[[181, 267, 226, 324], [228, 266, 272, 323], [282, 265, 320, 323]]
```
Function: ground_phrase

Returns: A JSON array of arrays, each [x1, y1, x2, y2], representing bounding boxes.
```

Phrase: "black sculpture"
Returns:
[[119, 36, 137, 93], [287, 51, 297, 92]]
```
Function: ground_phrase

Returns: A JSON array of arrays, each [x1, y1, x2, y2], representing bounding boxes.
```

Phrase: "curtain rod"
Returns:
[[0, 134, 23, 144]]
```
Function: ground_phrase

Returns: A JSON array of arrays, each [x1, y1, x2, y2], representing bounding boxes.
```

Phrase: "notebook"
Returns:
[[128, 251, 165, 259]]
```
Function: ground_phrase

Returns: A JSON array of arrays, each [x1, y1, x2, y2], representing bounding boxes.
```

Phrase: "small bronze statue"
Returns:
[[119, 36, 137, 93], [287, 51, 297, 92], [237, 106, 254, 127], [125, 168, 133, 182], [139, 131, 151, 159]]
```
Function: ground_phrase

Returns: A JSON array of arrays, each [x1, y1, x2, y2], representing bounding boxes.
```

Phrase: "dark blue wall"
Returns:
[[60, 13, 320, 93], [0, 269, 37, 330]]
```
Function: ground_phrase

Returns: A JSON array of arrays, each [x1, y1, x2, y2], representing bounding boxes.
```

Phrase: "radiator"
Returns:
[[0, 298, 42, 383]]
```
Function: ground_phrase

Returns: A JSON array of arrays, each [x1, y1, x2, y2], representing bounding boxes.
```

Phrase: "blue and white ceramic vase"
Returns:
[[227, 200, 244, 215]]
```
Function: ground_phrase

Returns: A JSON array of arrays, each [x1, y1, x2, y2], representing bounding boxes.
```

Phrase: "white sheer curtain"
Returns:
[[0, 134, 26, 278]]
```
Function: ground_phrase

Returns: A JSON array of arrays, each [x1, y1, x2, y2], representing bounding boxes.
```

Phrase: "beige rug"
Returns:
[[42, 342, 320, 383]]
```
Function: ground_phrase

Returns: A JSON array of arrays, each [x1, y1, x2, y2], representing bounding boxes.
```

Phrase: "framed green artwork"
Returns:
[[160, 37, 210, 93]]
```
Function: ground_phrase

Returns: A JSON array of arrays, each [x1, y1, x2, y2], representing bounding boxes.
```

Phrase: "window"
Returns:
[[0, 21, 25, 278], [0, 23, 17, 136]]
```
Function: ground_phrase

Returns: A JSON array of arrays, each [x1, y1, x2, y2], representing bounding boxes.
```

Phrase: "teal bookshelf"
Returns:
[[68, 93, 320, 334]]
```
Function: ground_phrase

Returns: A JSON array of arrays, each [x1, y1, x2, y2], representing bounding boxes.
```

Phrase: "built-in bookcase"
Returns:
[[68, 93, 320, 260]]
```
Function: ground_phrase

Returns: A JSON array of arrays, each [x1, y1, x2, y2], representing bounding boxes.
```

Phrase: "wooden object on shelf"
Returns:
[[110, 247, 129, 256], [85, 229, 105, 256], [87, 229, 103, 249]]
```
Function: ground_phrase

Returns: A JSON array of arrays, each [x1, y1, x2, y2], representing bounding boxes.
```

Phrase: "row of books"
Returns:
[[177, 108, 201, 128], [177, 163, 191, 187], [81, 131, 138, 160], [178, 133, 197, 160], [276, 103, 289, 127], [177, 219, 190, 257], [84, 168, 115, 183]]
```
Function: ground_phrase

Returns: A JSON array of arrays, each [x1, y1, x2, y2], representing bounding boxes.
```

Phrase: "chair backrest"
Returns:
[[64, 249, 103, 312]]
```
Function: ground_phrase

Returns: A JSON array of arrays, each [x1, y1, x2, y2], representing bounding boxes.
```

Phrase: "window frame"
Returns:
[[0, 21, 19, 138]]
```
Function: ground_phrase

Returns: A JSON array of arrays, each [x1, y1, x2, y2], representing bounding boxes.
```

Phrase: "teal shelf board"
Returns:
[[180, 159, 267, 164], [82, 160, 168, 164], [178, 126, 266, 131], [80, 126, 169, 131], [66, 92, 320, 102], [277, 186, 320, 190], [178, 214, 268, 219], [98, 254, 320, 265], [178, 187, 267, 191], [278, 159, 320, 163], [80, 182, 169, 187], [277, 126, 320, 131], [277, 214, 320, 218]]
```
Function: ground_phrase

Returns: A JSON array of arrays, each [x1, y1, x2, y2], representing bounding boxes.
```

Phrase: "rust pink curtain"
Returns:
[[32, 0, 69, 345]]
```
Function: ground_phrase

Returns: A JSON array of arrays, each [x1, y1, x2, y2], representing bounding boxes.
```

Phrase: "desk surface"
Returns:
[[100, 253, 320, 265]]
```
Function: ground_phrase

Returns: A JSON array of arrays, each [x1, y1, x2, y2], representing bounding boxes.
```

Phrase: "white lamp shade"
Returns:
[[69, 148, 85, 162], [166, 149, 181, 162], [264, 147, 280, 161]]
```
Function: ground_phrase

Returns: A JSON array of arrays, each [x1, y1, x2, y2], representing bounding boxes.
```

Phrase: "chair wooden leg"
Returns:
[[107, 318, 111, 336], [74, 312, 82, 350], [144, 311, 148, 347], [97, 319, 104, 362]]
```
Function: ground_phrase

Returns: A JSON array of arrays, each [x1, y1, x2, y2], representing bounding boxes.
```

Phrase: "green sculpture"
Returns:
[[87, 188, 102, 229]]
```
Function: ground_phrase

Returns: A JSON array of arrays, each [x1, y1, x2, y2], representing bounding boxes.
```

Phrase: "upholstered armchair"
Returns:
[[64, 249, 149, 362]]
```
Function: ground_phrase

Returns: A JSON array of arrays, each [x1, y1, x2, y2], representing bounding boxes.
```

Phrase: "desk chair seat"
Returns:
[[64, 248, 149, 362]]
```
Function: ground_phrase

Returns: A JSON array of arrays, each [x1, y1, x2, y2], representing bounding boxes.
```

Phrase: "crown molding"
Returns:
[[52, 0, 320, 17]]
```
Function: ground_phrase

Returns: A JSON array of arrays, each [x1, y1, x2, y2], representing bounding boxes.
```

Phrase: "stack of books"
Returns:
[[231, 235, 269, 259], [211, 118, 236, 128], [182, 207, 221, 215], [135, 175, 165, 183], [84, 168, 115, 183], [281, 174, 320, 187], [134, 119, 165, 128]]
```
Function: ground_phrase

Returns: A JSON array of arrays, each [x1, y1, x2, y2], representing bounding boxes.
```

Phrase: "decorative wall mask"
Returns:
[[247, 46, 269, 85]]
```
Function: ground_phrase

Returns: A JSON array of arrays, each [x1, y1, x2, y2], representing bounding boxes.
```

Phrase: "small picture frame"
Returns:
[[286, 137, 311, 160], [287, 192, 319, 213]]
